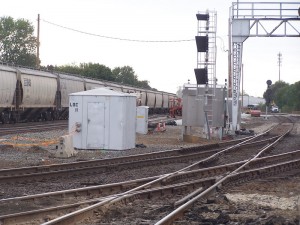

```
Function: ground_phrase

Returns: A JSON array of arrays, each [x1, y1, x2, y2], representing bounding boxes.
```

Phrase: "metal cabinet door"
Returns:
[[87, 102, 105, 148]]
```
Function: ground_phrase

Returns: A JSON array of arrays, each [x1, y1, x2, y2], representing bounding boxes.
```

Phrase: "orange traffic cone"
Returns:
[[155, 123, 161, 132]]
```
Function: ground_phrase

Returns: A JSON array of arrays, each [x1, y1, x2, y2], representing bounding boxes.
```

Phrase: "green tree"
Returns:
[[81, 63, 114, 81], [113, 66, 138, 85], [112, 66, 152, 89], [55, 63, 114, 81], [136, 80, 151, 89], [52, 63, 154, 89], [263, 81, 288, 106], [275, 85, 287, 111], [0, 16, 37, 67], [54, 63, 83, 75], [266, 81, 300, 113], [289, 81, 300, 111]]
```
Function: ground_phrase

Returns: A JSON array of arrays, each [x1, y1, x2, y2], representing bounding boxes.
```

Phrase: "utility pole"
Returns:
[[277, 52, 282, 82], [36, 14, 40, 69]]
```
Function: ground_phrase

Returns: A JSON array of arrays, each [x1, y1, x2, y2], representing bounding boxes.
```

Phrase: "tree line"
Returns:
[[263, 81, 300, 113], [47, 63, 153, 89], [0, 16, 154, 90]]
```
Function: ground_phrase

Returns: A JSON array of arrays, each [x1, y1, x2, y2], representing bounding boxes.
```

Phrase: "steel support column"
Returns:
[[231, 42, 243, 131]]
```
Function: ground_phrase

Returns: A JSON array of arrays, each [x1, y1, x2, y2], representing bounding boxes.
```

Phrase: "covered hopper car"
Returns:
[[0, 64, 177, 123]]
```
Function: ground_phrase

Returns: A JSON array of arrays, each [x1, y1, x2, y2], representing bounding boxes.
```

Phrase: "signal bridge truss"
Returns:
[[229, 1, 300, 131]]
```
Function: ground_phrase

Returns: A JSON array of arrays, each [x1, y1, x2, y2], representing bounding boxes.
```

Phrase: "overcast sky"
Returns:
[[2, 0, 300, 97]]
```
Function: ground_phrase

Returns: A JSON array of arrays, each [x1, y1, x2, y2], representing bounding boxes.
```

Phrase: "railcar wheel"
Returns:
[[52, 111, 59, 120], [1, 112, 10, 124], [43, 111, 53, 121]]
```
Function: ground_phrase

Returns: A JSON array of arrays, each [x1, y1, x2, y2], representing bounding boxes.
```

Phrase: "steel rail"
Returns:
[[156, 158, 300, 225], [37, 125, 279, 225], [2, 148, 299, 205], [0, 121, 67, 128], [0, 135, 273, 184], [0, 116, 171, 137], [0, 147, 226, 184], [0, 177, 217, 225], [0, 144, 222, 176], [0, 125, 284, 223], [0, 176, 158, 204], [155, 124, 292, 225], [0, 122, 68, 137], [40, 158, 299, 225], [2, 155, 298, 225], [2, 146, 299, 224]]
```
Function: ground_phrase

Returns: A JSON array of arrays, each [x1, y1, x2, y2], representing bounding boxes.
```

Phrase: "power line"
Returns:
[[41, 19, 194, 43]]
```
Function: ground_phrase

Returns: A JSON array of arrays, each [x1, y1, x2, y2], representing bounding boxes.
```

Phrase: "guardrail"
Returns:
[[232, 2, 300, 19]]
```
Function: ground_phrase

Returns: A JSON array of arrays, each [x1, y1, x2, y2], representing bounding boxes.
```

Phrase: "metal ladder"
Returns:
[[196, 10, 217, 98], [195, 11, 217, 137]]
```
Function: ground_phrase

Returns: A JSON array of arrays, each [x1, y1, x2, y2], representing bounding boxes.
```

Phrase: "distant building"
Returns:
[[241, 95, 265, 107]]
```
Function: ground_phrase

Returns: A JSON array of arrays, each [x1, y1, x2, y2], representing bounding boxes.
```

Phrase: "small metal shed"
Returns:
[[69, 88, 136, 150]]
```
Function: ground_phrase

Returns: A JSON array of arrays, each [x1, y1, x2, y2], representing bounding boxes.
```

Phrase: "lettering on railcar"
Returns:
[[24, 78, 31, 87]]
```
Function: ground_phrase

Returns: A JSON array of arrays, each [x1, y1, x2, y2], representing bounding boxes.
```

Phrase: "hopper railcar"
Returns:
[[0, 64, 177, 124]]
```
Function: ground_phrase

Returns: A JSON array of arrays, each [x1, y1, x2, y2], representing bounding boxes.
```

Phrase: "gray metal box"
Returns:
[[136, 106, 149, 134], [182, 85, 225, 127]]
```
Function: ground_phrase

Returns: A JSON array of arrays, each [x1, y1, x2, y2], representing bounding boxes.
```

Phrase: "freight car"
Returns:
[[0, 63, 177, 123]]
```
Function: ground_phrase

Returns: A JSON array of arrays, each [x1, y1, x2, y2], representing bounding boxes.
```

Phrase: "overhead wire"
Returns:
[[41, 19, 194, 43]]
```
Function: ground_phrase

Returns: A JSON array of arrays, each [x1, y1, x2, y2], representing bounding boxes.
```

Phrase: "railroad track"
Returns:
[[155, 123, 294, 225], [0, 114, 294, 138], [0, 132, 275, 185], [272, 114, 296, 123], [148, 115, 179, 124], [0, 121, 68, 137], [0, 123, 295, 224], [0, 115, 174, 138], [1, 148, 299, 224]]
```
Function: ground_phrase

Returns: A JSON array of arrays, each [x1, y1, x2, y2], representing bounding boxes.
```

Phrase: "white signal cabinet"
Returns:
[[136, 106, 149, 134], [69, 88, 136, 150]]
